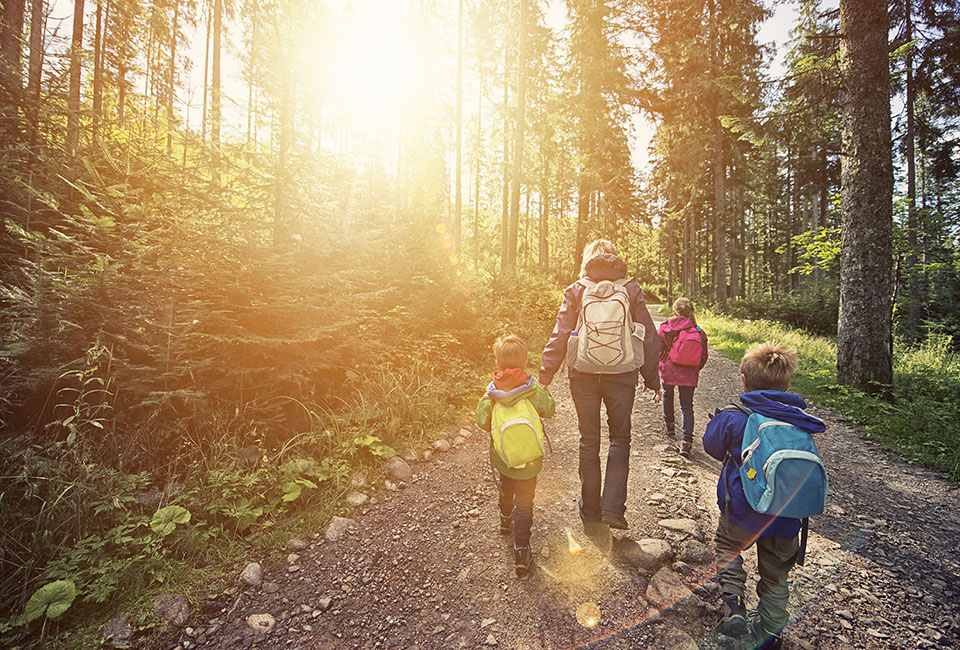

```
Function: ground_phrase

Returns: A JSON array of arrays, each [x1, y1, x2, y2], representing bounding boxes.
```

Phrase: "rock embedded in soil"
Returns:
[[398, 447, 418, 463], [99, 613, 134, 648], [286, 538, 308, 552], [658, 518, 699, 537], [345, 490, 369, 506], [262, 582, 280, 594], [382, 456, 414, 482], [458, 428, 472, 438], [645, 568, 703, 615], [240, 562, 263, 587], [434, 439, 451, 452], [350, 471, 367, 488], [678, 540, 713, 565], [153, 593, 190, 628], [246, 614, 276, 634], [324, 516, 354, 541], [618, 538, 674, 570]]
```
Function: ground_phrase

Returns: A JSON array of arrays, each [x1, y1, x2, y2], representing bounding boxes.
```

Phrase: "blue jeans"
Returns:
[[662, 384, 695, 443], [497, 474, 537, 547], [569, 376, 636, 521]]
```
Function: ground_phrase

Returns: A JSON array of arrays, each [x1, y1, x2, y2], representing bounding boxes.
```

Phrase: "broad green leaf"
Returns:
[[150, 505, 191, 536], [281, 482, 302, 502], [23, 580, 76, 623]]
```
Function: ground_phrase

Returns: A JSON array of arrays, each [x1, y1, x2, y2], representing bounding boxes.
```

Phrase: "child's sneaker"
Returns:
[[749, 613, 783, 649], [499, 513, 513, 536], [514, 546, 532, 577], [665, 423, 676, 438], [719, 594, 748, 636], [679, 440, 692, 458]]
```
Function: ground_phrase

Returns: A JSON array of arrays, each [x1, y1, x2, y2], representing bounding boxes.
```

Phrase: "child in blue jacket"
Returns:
[[703, 342, 825, 650]]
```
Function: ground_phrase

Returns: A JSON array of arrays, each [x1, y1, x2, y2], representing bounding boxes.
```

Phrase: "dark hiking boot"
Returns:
[[665, 423, 676, 438], [499, 513, 513, 536], [601, 513, 629, 530], [719, 594, 748, 636], [679, 440, 692, 459], [514, 546, 532, 577], [749, 613, 783, 649]]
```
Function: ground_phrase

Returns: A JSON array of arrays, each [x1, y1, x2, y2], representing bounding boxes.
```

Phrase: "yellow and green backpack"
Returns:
[[490, 399, 545, 469]]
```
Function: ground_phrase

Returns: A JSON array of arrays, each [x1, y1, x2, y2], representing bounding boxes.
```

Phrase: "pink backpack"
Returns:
[[668, 327, 705, 367]]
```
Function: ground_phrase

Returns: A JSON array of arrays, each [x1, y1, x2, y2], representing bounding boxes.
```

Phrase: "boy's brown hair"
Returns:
[[494, 334, 528, 370], [740, 342, 798, 391]]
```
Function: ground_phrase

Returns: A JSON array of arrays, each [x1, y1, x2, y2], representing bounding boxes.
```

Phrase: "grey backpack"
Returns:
[[565, 278, 645, 374]]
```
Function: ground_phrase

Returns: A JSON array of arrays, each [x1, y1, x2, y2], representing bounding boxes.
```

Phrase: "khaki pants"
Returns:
[[714, 516, 800, 633]]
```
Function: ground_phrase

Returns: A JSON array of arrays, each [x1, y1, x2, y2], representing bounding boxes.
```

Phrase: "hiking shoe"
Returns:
[[601, 513, 629, 530], [499, 513, 513, 536], [514, 546, 532, 577], [665, 424, 676, 438], [719, 594, 748, 636], [679, 441, 692, 459], [749, 613, 783, 649]]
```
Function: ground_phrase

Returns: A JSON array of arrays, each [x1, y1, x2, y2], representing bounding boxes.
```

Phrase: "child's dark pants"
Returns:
[[714, 516, 800, 634], [662, 384, 695, 443], [497, 473, 536, 548]]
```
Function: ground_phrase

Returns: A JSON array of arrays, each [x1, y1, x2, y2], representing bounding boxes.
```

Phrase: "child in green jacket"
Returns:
[[475, 334, 555, 577]]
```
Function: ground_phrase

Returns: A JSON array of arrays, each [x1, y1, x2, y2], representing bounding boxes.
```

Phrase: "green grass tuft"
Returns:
[[698, 310, 960, 484]]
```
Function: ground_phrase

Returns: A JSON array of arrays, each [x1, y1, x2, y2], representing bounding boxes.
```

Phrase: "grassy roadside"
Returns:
[[695, 309, 960, 484]]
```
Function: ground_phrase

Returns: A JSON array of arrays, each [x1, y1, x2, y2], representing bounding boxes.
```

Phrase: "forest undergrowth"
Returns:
[[0, 158, 561, 643], [696, 308, 960, 484]]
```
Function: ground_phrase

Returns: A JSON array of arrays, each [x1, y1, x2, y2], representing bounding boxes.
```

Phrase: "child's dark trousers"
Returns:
[[714, 515, 800, 634], [497, 473, 536, 548]]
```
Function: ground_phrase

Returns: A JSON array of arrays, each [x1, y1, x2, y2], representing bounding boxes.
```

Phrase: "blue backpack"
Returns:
[[728, 404, 828, 519]]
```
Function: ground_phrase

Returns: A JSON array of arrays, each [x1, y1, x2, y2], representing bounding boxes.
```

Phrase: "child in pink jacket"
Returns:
[[658, 298, 708, 457]]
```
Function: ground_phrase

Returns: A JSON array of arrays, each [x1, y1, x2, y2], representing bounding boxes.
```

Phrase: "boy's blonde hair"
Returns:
[[740, 342, 798, 391], [579, 239, 618, 278], [673, 297, 694, 319], [494, 334, 528, 370]]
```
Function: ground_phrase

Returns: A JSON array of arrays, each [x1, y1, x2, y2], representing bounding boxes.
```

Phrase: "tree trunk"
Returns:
[[454, 0, 462, 256], [709, 0, 726, 306], [91, 0, 103, 143], [904, 0, 920, 339], [26, 0, 43, 128], [66, 0, 84, 156], [499, 46, 510, 274], [274, 66, 292, 247], [166, 0, 177, 155], [1, 0, 25, 80], [506, 0, 526, 275], [201, 0, 210, 144], [211, 0, 221, 182], [836, 0, 894, 394]]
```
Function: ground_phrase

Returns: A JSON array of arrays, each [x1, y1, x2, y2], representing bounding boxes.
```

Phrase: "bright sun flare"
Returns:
[[321, 0, 431, 127]]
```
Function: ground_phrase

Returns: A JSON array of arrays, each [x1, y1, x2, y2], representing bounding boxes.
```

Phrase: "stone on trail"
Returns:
[[434, 439, 451, 452], [617, 538, 674, 570], [398, 447, 418, 463], [653, 626, 700, 650], [485, 634, 498, 646], [679, 539, 714, 565], [286, 537, 308, 552], [345, 490, 369, 506], [658, 518, 699, 537], [240, 562, 263, 587], [382, 456, 413, 482], [423, 450, 434, 461], [99, 613, 134, 648], [458, 428, 473, 438], [246, 613, 276, 634], [153, 593, 190, 628], [645, 567, 704, 615], [324, 516, 354, 541], [452, 436, 467, 447], [318, 596, 333, 611], [286, 553, 300, 564], [262, 582, 280, 594]]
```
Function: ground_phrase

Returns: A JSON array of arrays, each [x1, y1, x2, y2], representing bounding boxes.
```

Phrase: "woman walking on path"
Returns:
[[658, 297, 708, 459], [538, 239, 661, 531]]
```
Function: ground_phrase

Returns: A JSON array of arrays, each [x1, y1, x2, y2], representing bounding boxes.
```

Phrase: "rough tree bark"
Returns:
[[836, 0, 894, 393], [66, 0, 84, 156]]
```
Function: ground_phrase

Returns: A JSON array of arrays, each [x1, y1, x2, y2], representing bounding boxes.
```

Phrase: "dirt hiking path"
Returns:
[[177, 307, 960, 650]]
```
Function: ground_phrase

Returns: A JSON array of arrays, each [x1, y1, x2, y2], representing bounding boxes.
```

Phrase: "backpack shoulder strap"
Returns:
[[718, 403, 752, 416]]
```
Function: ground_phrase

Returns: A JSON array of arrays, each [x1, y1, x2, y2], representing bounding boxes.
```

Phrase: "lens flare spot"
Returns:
[[575, 602, 601, 628], [436, 223, 447, 234], [566, 529, 583, 556]]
